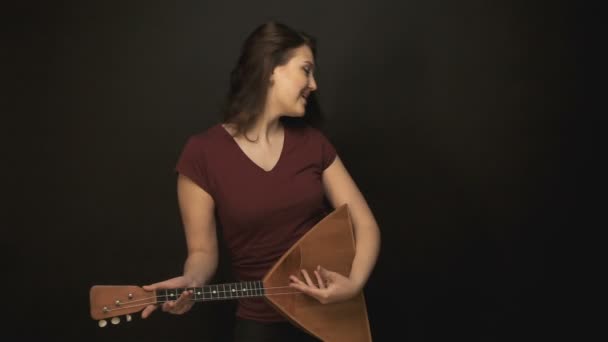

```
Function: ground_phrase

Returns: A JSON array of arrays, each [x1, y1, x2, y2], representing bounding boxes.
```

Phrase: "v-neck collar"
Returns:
[[219, 123, 288, 174]]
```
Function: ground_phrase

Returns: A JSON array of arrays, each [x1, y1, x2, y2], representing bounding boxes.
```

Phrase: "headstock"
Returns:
[[89, 285, 155, 327]]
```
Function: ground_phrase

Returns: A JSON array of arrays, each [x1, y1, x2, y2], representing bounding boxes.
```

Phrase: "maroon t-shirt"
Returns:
[[175, 121, 337, 322]]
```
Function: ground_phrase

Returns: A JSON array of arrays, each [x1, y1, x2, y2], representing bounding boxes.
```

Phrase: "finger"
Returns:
[[143, 276, 186, 291], [141, 304, 158, 319], [289, 275, 307, 286], [174, 301, 194, 315], [173, 306, 187, 315], [143, 284, 157, 291], [172, 290, 193, 312], [290, 276, 323, 295], [314, 269, 326, 289], [162, 300, 175, 312], [289, 280, 327, 303], [289, 278, 314, 294], [318, 265, 336, 281], [143, 280, 170, 291], [143, 282, 166, 292], [173, 291, 188, 306], [300, 269, 315, 288], [170, 302, 186, 315], [289, 279, 305, 291], [289, 275, 313, 293], [165, 290, 193, 313]]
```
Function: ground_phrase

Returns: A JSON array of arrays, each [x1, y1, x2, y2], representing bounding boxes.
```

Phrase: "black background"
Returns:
[[5, 0, 596, 341]]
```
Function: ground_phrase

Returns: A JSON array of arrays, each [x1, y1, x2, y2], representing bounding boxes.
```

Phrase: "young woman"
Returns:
[[141, 20, 380, 341]]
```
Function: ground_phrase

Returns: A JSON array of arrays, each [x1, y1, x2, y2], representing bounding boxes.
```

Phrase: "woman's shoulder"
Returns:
[[179, 123, 229, 154], [184, 122, 227, 143], [292, 124, 333, 146]]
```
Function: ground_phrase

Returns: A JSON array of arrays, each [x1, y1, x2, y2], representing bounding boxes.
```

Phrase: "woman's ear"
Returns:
[[269, 65, 283, 85]]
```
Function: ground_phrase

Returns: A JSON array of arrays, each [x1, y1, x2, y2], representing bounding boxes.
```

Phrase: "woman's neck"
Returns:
[[232, 111, 282, 143]]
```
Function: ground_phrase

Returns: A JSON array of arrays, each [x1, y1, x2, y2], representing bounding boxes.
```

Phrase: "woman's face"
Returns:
[[268, 45, 317, 117]]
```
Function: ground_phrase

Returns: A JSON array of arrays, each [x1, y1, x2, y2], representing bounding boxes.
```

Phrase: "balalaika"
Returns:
[[89, 204, 372, 341]]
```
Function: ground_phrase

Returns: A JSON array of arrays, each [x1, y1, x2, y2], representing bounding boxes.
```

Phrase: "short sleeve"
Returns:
[[317, 129, 338, 170], [175, 136, 214, 198]]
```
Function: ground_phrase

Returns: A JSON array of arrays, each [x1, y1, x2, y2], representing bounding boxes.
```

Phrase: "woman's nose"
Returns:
[[308, 75, 317, 91]]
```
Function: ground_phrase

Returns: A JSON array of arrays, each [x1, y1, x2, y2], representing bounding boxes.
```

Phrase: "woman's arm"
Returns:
[[322, 156, 381, 291], [289, 155, 381, 303], [177, 174, 219, 286], [142, 174, 218, 318]]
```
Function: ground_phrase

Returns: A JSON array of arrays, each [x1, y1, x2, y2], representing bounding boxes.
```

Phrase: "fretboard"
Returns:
[[156, 280, 265, 303]]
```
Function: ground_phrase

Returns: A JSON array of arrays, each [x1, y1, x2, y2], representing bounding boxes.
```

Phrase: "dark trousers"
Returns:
[[233, 317, 320, 342]]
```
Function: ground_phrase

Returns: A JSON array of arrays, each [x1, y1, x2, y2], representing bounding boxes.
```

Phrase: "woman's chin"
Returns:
[[283, 109, 306, 117]]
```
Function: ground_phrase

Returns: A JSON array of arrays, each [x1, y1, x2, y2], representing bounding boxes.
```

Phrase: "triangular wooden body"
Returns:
[[262, 204, 372, 341]]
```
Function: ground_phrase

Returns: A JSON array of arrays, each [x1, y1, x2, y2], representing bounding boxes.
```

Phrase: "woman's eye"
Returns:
[[303, 67, 311, 75]]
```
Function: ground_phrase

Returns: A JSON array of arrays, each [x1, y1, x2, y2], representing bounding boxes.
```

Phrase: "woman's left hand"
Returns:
[[289, 265, 361, 304]]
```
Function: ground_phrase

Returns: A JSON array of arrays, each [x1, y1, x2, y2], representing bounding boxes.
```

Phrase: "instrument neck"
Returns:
[[155, 280, 265, 303]]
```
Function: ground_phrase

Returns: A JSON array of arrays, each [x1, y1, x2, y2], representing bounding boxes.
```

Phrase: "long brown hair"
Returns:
[[221, 21, 324, 139]]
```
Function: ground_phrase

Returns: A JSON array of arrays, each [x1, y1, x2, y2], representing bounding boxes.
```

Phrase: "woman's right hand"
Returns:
[[141, 276, 196, 319]]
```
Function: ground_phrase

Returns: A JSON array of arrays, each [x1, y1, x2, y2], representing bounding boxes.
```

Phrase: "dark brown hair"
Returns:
[[221, 21, 324, 138]]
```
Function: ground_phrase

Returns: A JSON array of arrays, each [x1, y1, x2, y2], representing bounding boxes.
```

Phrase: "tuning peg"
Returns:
[[98, 320, 108, 328], [126, 314, 132, 322], [111, 317, 120, 325]]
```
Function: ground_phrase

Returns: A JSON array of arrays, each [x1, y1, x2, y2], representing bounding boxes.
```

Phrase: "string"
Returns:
[[102, 290, 305, 314], [105, 285, 303, 312]]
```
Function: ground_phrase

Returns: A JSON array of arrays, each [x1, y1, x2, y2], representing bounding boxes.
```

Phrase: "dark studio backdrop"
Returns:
[[6, 0, 590, 341]]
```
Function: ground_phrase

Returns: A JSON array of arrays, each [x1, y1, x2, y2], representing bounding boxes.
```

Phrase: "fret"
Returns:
[[203, 285, 210, 301], [228, 283, 235, 299], [255, 280, 262, 297], [211, 285, 218, 300], [235, 281, 264, 298], [159, 284, 271, 302], [182, 281, 269, 299], [253, 281, 260, 297], [220, 284, 226, 300], [181, 287, 189, 299], [166, 288, 178, 302], [157, 289, 167, 304]]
